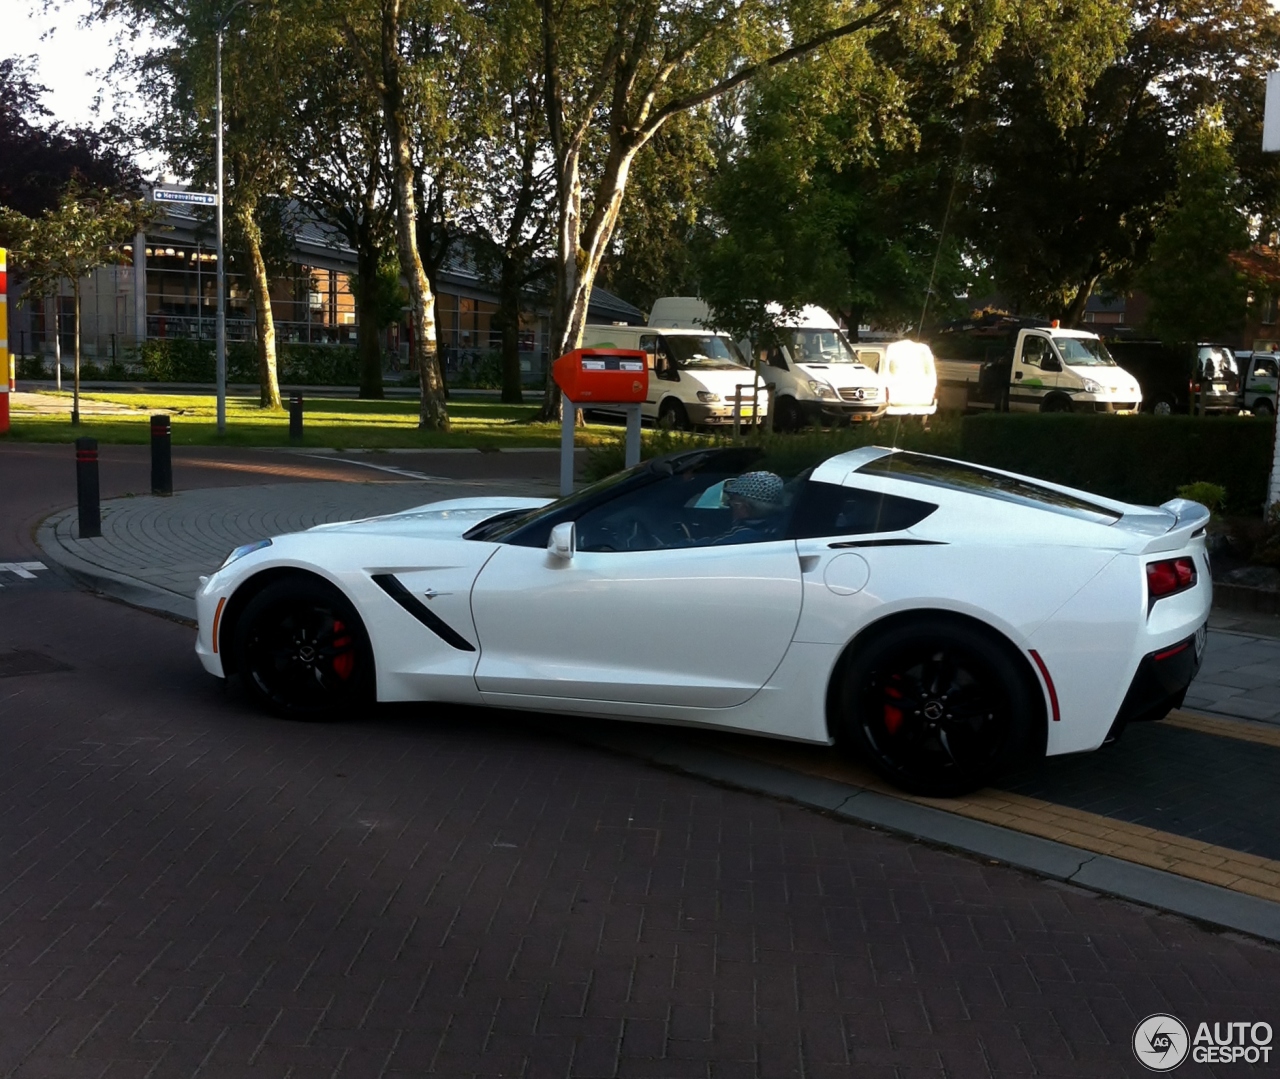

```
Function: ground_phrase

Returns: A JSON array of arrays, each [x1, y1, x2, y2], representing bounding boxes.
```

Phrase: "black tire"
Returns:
[[834, 617, 1040, 797], [234, 577, 374, 719], [1147, 396, 1175, 417], [1041, 394, 1072, 414], [658, 399, 690, 431], [1254, 398, 1275, 417], [774, 396, 803, 432]]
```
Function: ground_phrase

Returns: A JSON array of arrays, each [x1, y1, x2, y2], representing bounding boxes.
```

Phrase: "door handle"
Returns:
[[1014, 371, 1023, 380]]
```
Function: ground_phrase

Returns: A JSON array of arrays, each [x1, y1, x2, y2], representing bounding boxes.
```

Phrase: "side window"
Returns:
[[1021, 336, 1048, 368], [639, 334, 658, 371], [767, 345, 789, 371], [788, 482, 936, 539]]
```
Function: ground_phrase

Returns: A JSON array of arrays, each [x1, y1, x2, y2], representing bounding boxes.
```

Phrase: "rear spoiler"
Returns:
[[1135, 498, 1211, 554]]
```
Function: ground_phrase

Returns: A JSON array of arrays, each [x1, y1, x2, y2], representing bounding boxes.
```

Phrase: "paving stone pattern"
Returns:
[[1002, 720, 1280, 862], [1183, 630, 1280, 724], [42, 480, 546, 601], [3, 588, 1280, 1079]]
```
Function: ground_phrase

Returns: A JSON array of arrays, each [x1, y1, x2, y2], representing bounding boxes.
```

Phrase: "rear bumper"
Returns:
[[1110, 624, 1206, 732]]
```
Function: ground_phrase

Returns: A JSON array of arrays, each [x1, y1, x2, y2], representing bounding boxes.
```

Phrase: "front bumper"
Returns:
[[1110, 624, 1206, 733], [689, 402, 766, 426], [1090, 400, 1141, 414], [802, 400, 889, 423]]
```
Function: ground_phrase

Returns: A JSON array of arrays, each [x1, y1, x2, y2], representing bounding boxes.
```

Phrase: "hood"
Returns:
[[305, 496, 552, 539], [682, 367, 760, 391]]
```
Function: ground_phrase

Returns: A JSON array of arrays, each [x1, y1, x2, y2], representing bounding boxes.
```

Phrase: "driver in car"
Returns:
[[717, 471, 786, 544]]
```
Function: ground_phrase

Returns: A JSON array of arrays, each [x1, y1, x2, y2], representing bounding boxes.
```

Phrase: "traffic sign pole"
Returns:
[[215, 26, 227, 437]]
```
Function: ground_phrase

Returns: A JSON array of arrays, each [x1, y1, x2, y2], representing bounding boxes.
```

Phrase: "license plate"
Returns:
[[1195, 623, 1207, 658], [1212, 383, 1227, 393]]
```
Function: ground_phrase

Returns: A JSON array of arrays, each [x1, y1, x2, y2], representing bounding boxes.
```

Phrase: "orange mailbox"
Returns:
[[552, 348, 648, 404]]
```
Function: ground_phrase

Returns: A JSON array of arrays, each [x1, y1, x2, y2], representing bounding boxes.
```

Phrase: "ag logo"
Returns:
[[1134, 1014, 1190, 1071]]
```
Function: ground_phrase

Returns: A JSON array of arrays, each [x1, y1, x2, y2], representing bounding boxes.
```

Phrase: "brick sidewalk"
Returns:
[[3, 583, 1279, 1079], [38, 477, 555, 612]]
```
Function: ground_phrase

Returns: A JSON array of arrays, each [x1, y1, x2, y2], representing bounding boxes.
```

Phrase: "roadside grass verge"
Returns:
[[3, 391, 627, 450]]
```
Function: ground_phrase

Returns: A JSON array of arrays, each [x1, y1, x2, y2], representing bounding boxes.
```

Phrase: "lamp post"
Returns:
[[214, 0, 250, 436]]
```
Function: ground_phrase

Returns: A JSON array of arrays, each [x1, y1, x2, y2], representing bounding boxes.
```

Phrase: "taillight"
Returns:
[[1147, 557, 1197, 601]]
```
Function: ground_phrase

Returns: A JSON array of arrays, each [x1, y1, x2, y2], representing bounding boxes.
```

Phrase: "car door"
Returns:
[[1010, 333, 1058, 411], [469, 461, 804, 708]]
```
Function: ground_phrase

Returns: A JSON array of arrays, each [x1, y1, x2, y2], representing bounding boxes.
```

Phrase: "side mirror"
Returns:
[[547, 521, 576, 560]]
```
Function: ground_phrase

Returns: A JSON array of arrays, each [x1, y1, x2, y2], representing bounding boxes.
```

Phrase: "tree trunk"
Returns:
[[238, 208, 282, 409], [381, 0, 448, 431], [52, 292, 62, 392], [497, 255, 524, 404], [71, 282, 81, 425], [353, 243, 384, 400], [1063, 274, 1100, 328]]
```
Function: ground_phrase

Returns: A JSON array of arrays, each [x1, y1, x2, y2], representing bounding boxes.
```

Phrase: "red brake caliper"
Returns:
[[883, 680, 904, 734], [331, 619, 355, 680]]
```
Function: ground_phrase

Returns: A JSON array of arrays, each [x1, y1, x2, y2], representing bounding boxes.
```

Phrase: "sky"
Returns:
[[9, 0, 155, 128]]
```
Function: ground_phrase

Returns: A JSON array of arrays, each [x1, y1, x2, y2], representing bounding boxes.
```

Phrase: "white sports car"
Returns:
[[195, 446, 1211, 796]]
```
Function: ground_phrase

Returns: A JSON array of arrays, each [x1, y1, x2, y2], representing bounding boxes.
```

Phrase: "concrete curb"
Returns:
[[578, 727, 1280, 945], [36, 511, 196, 623]]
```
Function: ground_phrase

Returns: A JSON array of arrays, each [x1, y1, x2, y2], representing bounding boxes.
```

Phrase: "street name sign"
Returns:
[[153, 188, 218, 206]]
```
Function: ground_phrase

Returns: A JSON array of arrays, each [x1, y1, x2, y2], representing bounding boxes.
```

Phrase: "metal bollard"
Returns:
[[75, 437, 101, 539], [150, 413, 172, 496], [289, 393, 304, 442]]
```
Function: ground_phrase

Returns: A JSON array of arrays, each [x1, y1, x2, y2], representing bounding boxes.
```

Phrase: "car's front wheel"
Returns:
[[234, 578, 374, 719], [835, 617, 1039, 796]]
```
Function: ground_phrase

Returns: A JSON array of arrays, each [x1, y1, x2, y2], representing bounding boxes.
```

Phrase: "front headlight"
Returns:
[[696, 391, 720, 403], [1082, 379, 1101, 394], [221, 538, 272, 569], [807, 380, 834, 398]]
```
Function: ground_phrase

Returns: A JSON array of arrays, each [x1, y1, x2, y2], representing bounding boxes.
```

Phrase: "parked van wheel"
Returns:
[[658, 399, 690, 431], [1254, 398, 1275, 417], [774, 397, 803, 432], [1147, 396, 1175, 416], [1041, 394, 1072, 413]]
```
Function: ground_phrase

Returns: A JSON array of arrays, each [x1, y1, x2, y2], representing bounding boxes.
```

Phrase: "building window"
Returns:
[[1263, 293, 1277, 326]]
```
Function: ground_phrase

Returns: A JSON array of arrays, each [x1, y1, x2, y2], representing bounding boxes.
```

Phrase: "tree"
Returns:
[[330, 0, 480, 431], [0, 56, 138, 221], [90, 0, 294, 409], [1141, 112, 1249, 344], [1, 184, 152, 422], [285, 28, 398, 399], [962, 0, 1280, 325]]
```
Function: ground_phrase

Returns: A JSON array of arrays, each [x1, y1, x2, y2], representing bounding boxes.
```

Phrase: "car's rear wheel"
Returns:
[[235, 578, 374, 719], [1254, 398, 1275, 417], [835, 618, 1038, 796], [1148, 395, 1175, 416]]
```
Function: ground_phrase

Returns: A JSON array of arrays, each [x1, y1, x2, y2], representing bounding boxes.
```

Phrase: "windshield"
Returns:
[[1055, 336, 1116, 367], [665, 335, 750, 370], [1198, 346, 1238, 384], [784, 329, 858, 365], [463, 464, 652, 542]]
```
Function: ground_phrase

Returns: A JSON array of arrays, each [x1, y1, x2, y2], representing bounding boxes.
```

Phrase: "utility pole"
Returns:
[[214, 0, 250, 436]]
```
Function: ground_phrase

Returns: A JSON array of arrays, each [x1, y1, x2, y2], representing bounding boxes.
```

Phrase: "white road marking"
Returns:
[[0, 562, 47, 580], [291, 453, 445, 482]]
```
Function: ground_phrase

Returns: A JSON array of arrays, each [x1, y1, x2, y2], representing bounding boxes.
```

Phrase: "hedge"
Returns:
[[584, 413, 1276, 515], [960, 414, 1275, 515]]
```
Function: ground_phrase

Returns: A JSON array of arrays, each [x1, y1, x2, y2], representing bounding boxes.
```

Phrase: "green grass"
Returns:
[[4, 391, 626, 450]]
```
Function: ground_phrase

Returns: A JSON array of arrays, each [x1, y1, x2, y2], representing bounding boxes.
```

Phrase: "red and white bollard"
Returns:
[[0, 247, 10, 436]]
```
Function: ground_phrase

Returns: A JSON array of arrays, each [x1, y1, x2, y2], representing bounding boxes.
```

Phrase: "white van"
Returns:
[[648, 298, 887, 431], [847, 339, 938, 416], [578, 324, 767, 430]]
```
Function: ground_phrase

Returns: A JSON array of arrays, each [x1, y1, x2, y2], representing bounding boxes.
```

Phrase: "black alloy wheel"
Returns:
[[837, 618, 1037, 796], [235, 578, 373, 719]]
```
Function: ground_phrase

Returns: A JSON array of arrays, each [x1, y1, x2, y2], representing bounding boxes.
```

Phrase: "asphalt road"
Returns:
[[1, 441, 1278, 1078]]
